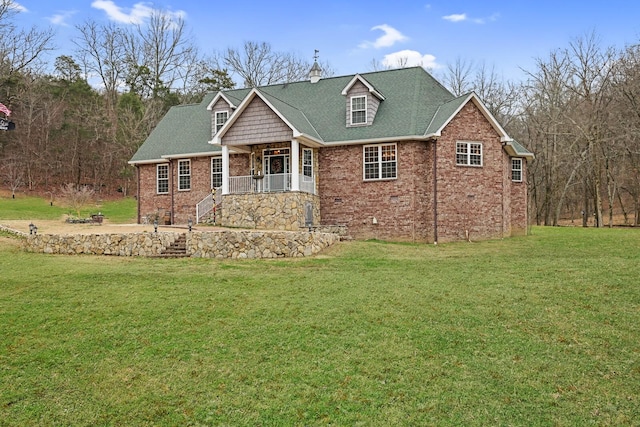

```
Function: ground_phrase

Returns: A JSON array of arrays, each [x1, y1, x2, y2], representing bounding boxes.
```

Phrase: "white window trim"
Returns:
[[456, 141, 483, 167], [303, 148, 313, 180], [350, 95, 367, 125], [156, 164, 169, 194], [512, 158, 523, 182], [211, 157, 223, 189], [363, 143, 397, 181], [178, 159, 191, 191], [214, 110, 229, 133]]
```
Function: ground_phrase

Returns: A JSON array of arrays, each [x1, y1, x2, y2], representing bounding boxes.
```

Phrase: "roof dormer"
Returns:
[[207, 93, 235, 137], [341, 74, 385, 127]]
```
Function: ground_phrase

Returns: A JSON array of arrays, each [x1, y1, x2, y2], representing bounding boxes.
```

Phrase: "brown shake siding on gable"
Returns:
[[224, 97, 293, 145], [319, 141, 434, 242]]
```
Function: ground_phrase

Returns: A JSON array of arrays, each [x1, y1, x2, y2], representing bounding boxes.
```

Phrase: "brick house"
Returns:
[[129, 65, 533, 242]]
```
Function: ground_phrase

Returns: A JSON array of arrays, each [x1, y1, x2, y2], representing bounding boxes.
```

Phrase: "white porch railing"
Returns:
[[227, 174, 316, 195], [195, 187, 222, 224]]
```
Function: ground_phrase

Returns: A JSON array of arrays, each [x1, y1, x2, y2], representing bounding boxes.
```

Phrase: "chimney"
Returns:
[[309, 50, 322, 83]]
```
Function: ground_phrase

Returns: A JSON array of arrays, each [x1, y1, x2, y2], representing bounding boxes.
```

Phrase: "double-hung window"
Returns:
[[214, 111, 228, 133], [211, 157, 222, 188], [456, 142, 483, 166], [178, 160, 191, 191], [351, 95, 367, 125], [303, 148, 313, 180], [157, 164, 169, 194], [364, 143, 397, 180], [511, 158, 523, 182]]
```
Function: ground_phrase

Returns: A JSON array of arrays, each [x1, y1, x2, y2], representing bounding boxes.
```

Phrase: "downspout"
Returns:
[[433, 140, 438, 244], [136, 165, 141, 223], [170, 159, 175, 225]]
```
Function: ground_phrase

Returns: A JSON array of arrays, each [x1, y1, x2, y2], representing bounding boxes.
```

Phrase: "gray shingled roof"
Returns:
[[130, 66, 533, 164], [129, 93, 219, 163]]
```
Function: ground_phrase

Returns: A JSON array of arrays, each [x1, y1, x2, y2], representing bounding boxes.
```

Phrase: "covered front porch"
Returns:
[[221, 139, 317, 196], [215, 140, 321, 231]]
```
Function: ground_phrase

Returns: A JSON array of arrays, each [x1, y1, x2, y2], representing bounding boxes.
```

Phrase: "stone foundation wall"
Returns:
[[21, 230, 338, 259], [221, 192, 320, 231]]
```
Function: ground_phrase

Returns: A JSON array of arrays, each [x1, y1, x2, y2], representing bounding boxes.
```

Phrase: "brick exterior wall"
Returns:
[[435, 101, 513, 242], [137, 156, 217, 225], [318, 141, 433, 242], [511, 160, 528, 235]]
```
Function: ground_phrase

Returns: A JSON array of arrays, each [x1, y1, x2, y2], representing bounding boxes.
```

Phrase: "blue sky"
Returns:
[[12, 0, 640, 83]]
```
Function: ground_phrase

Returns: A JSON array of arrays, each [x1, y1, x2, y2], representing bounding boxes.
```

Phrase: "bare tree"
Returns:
[[124, 9, 197, 98], [0, 0, 55, 77], [61, 183, 95, 218], [2, 157, 23, 197], [220, 41, 318, 87], [74, 20, 128, 109], [441, 57, 474, 96]]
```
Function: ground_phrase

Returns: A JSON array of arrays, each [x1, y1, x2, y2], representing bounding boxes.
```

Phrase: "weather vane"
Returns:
[[314, 49, 319, 61]]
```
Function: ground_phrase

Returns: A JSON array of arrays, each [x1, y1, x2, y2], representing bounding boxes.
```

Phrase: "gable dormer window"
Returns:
[[351, 95, 367, 125], [214, 111, 229, 133]]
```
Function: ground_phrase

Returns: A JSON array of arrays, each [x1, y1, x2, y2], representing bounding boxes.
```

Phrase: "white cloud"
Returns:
[[381, 50, 440, 70], [48, 11, 77, 27], [443, 12, 500, 24], [359, 24, 408, 49], [443, 13, 467, 23], [91, 1, 154, 24], [10, 2, 27, 12]]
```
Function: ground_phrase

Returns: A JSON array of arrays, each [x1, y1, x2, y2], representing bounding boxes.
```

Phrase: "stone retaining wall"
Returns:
[[24, 232, 181, 256], [20, 230, 339, 259], [188, 230, 338, 259]]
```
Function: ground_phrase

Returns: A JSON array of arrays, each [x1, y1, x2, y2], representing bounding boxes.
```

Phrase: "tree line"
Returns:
[[1, 0, 639, 226]]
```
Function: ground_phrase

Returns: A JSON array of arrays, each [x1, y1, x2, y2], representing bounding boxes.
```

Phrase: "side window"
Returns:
[[456, 142, 483, 167], [178, 160, 191, 191], [363, 143, 397, 180], [211, 157, 223, 188], [157, 164, 169, 194], [303, 148, 313, 179], [511, 158, 523, 182]]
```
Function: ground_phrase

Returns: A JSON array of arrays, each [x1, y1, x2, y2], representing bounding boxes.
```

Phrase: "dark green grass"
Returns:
[[1, 226, 639, 426], [0, 194, 136, 223]]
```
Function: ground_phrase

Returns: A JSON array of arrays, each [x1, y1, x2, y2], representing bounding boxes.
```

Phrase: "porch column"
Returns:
[[222, 145, 230, 195], [291, 139, 300, 192]]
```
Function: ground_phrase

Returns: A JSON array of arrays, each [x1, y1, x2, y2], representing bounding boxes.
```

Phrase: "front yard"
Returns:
[[1, 226, 639, 425]]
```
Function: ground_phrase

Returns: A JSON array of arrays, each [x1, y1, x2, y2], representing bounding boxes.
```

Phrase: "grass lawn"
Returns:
[[0, 193, 137, 223], [1, 213, 639, 424]]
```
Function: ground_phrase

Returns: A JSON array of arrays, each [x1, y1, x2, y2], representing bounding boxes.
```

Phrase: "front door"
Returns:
[[263, 148, 290, 192]]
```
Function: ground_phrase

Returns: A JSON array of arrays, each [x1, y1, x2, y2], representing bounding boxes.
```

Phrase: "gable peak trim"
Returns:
[[341, 74, 385, 100], [206, 92, 237, 110]]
